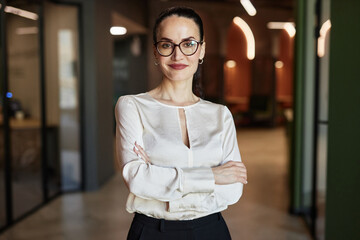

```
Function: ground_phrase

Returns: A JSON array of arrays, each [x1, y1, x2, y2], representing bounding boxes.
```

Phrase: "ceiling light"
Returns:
[[226, 60, 237, 68], [317, 19, 331, 57], [320, 19, 331, 36], [267, 22, 288, 29], [110, 26, 127, 35], [275, 61, 284, 68], [267, 22, 296, 37], [4, 6, 38, 20], [284, 23, 296, 37], [240, 0, 257, 16], [233, 17, 255, 60]]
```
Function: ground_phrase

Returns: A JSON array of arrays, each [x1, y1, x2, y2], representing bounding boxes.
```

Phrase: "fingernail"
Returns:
[[245, 181, 248, 184]]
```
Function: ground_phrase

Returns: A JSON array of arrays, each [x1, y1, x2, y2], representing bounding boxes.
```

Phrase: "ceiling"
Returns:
[[161, 0, 294, 10]]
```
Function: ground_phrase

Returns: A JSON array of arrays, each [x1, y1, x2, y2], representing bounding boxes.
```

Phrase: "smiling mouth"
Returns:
[[169, 64, 188, 70]]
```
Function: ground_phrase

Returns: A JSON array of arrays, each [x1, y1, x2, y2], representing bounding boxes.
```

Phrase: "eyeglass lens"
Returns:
[[156, 40, 199, 56]]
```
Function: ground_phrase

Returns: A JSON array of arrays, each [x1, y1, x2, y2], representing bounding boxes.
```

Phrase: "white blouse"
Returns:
[[115, 92, 243, 220]]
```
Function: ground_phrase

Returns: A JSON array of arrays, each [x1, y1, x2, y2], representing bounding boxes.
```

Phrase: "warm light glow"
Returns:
[[226, 60, 237, 68], [275, 61, 284, 68], [318, 20, 331, 57], [110, 26, 127, 35], [284, 23, 296, 37], [267, 22, 288, 29], [267, 22, 296, 37], [4, 6, 38, 20], [16, 27, 38, 35], [320, 19, 331, 36], [240, 0, 257, 16], [233, 17, 255, 60]]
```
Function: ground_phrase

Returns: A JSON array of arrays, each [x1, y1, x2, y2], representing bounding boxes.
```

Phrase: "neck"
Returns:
[[152, 78, 198, 104]]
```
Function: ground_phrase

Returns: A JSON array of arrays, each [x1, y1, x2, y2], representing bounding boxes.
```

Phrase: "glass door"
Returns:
[[0, 0, 82, 230], [5, 0, 43, 219]]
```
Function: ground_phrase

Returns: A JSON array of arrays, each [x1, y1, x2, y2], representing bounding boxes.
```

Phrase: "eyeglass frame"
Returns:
[[154, 39, 204, 57]]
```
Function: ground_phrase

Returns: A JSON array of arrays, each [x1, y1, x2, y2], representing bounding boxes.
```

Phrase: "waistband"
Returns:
[[133, 212, 222, 232]]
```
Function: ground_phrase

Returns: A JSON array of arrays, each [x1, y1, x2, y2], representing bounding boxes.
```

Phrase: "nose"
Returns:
[[171, 45, 184, 61]]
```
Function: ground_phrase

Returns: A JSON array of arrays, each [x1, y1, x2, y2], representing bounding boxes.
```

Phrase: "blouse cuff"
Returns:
[[181, 167, 215, 195], [168, 192, 215, 213]]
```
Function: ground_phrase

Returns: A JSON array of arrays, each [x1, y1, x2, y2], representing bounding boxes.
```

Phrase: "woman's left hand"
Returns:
[[133, 142, 151, 163]]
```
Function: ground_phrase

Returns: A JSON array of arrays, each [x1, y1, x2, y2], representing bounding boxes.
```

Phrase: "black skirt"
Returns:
[[127, 212, 232, 240]]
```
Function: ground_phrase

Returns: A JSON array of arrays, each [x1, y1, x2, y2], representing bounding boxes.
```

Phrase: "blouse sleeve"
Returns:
[[115, 96, 215, 202], [168, 106, 243, 212]]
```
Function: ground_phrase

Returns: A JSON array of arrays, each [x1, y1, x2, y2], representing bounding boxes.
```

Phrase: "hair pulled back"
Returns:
[[153, 6, 204, 98]]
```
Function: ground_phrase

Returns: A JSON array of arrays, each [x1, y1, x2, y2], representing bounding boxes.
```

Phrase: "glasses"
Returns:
[[154, 39, 203, 57]]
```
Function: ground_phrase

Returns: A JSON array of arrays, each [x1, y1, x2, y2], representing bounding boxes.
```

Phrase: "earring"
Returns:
[[154, 61, 159, 66], [199, 59, 204, 64]]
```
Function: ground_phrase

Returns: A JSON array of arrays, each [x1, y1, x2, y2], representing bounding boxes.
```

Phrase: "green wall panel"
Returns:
[[325, 0, 360, 239]]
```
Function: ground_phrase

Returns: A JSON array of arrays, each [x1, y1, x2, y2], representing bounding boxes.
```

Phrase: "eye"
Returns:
[[182, 40, 196, 48], [160, 42, 173, 49]]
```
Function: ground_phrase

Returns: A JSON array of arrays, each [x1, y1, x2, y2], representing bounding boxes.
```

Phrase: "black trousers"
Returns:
[[127, 212, 232, 240]]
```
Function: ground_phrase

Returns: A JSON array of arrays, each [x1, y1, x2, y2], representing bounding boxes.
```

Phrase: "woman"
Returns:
[[115, 6, 247, 240]]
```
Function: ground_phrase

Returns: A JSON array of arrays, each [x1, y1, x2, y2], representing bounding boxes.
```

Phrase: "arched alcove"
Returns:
[[224, 21, 251, 113]]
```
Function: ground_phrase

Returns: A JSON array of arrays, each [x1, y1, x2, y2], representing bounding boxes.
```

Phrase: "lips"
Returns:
[[168, 64, 188, 70]]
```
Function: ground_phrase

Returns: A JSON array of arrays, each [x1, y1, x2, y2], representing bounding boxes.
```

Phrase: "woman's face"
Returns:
[[154, 16, 205, 83]]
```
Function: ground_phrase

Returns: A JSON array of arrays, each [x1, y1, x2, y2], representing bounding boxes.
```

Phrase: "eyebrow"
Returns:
[[159, 36, 196, 42]]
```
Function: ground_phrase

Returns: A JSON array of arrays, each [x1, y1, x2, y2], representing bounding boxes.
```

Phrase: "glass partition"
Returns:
[[6, 1, 43, 219], [0, 106, 5, 229], [0, 126, 5, 229], [44, 2, 81, 192], [0, 0, 81, 230], [0, 1, 6, 227]]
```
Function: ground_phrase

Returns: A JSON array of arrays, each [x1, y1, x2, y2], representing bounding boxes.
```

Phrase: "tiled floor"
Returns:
[[0, 127, 312, 240]]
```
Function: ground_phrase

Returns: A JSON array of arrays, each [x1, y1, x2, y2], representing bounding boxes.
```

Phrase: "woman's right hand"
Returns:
[[212, 161, 247, 185]]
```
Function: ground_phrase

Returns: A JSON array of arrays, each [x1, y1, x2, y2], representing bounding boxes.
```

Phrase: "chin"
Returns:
[[164, 69, 197, 82], [167, 74, 192, 82]]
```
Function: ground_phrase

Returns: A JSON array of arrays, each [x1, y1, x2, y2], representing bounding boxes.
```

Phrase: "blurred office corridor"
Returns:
[[1, 0, 359, 239], [0, 127, 311, 240]]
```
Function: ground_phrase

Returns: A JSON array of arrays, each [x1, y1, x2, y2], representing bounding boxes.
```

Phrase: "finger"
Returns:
[[134, 142, 143, 155], [229, 168, 247, 180], [236, 169, 247, 180], [232, 161, 246, 168], [228, 165, 247, 175], [240, 178, 248, 184], [135, 142, 147, 156], [226, 161, 246, 169], [142, 153, 150, 163], [133, 145, 149, 162], [236, 174, 248, 183], [231, 163, 247, 173], [133, 146, 143, 160], [134, 142, 151, 163], [239, 172, 247, 180]]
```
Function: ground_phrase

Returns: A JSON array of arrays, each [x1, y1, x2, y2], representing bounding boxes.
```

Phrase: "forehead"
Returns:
[[157, 16, 200, 40]]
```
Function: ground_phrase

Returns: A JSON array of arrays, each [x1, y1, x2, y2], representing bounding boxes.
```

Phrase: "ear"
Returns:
[[153, 45, 158, 59], [199, 41, 206, 60]]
